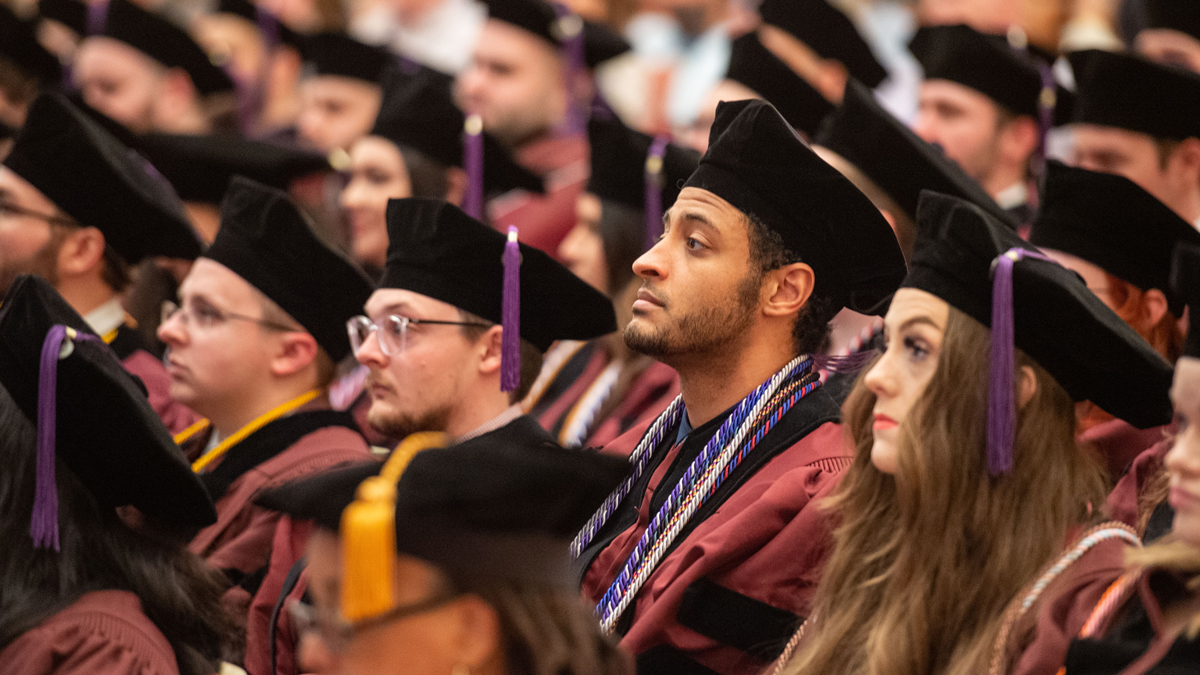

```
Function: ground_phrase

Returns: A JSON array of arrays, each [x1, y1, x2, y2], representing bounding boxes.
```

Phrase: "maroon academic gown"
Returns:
[[1105, 439, 1172, 533], [579, 387, 852, 675], [488, 133, 587, 257], [108, 324, 201, 436], [1081, 419, 1166, 483], [186, 405, 371, 616], [0, 590, 179, 675], [997, 534, 1132, 675]]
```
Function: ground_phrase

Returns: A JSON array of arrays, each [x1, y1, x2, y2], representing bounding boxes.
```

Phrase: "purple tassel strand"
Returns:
[[552, 3, 587, 135], [644, 135, 670, 252], [463, 114, 485, 220], [987, 247, 1059, 476], [988, 251, 1019, 476], [32, 326, 99, 550], [86, 1, 109, 35], [501, 227, 521, 392]]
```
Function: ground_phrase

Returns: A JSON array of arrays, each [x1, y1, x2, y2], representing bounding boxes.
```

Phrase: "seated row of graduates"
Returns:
[[4, 88, 1200, 675]]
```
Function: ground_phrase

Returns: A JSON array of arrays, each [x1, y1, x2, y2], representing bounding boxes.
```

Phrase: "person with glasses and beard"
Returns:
[[0, 93, 203, 435]]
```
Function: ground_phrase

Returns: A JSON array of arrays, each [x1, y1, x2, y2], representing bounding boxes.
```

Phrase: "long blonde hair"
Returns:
[[783, 308, 1108, 675]]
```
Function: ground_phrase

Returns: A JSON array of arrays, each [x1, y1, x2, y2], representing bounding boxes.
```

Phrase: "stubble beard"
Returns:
[[367, 396, 454, 440], [624, 273, 761, 362], [0, 239, 62, 299]]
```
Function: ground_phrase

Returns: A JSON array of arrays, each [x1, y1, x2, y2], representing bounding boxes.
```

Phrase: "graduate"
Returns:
[[458, 0, 629, 254], [0, 93, 203, 435], [577, 99, 907, 675], [0, 4, 61, 138], [1135, 0, 1200, 73], [1061, 242, 1200, 675], [253, 432, 634, 675], [295, 32, 392, 156], [159, 177, 375, 608], [1067, 49, 1200, 227], [776, 191, 1173, 675], [73, 0, 237, 134], [0, 275, 235, 675], [530, 114, 697, 448], [1029, 160, 1200, 478], [342, 63, 541, 277], [909, 24, 1049, 226], [815, 79, 1017, 260], [245, 197, 616, 675]]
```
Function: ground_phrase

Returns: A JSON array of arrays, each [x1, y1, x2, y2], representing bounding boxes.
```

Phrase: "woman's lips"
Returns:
[[873, 413, 898, 431]]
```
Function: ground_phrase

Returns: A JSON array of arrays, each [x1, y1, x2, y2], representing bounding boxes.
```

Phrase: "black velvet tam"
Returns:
[[204, 177, 375, 361], [1172, 243, 1200, 359], [682, 99, 907, 316], [256, 435, 628, 584], [1144, 0, 1200, 42], [481, 0, 630, 68], [1068, 49, 1200, 141], [903, 191, 1173, 428], [299, 32, 392, 83], [4, 93, 202, 263], [726, 32, 835, 139], [135, 133, 332, 205], [0, 275, 217, 527], [1030, 161, 1200, 316], [759, 0, 887, 88], [817, 80, 1015, 228], [380, 198, 615, 351], [909, 24, 1044, 118], [370, 64, 543, 194], [97, 0, 234, 95], [0, 4, 62, 87], [585, 114, 699, 213]]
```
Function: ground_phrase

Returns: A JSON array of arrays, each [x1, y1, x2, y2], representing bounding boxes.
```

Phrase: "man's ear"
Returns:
[[1017, 364, 1039, 409], [1140, 288, 1170, 331], [271, 331, 320, 378], [476, 324, 504, 377], [762, 262, 815, 319], [56, 226, 107, 278], [451, 595, 503, 672], [999, 115, 1039, 167]]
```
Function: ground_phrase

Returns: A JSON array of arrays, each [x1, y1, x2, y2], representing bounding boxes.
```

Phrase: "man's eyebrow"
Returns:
[[676, 210, 714, 227]]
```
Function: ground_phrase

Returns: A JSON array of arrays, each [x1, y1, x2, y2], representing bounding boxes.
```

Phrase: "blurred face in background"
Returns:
[[559, 192, 609, 294], [192, 13, 268, 88], [1166, 357, 1200, 545], [456, 19, 566, 148], [1072, 124, 1200, 223], [297, 75, 382, 153], [74, 37, 167, 133], [914, 80, 1012, 192], [341, 136, 412, 271], [1137, 29, 1200, 74]]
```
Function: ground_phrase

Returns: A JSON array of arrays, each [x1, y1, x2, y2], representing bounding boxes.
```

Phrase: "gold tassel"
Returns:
[[340, 431, 447, 622]]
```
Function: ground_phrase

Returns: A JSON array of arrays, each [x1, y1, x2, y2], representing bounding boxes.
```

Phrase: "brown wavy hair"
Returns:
[[782, 307, 1108, 675]]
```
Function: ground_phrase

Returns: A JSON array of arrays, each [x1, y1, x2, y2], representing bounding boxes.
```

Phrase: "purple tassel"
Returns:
[[86, 1, 109, 36], [32, 326, 98, 550], [987, 247, 1058, 476], [552, 3, 587, 135], [1034, 61, 1056, 185], [644, 135, 670, 252], [501, 227, 521, 392], [463, 114, 485, 220], [988, 251, 1019, 476]]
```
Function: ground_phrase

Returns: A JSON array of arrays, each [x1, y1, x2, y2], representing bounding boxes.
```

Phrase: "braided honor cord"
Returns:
[[594, 355, 819, 632]]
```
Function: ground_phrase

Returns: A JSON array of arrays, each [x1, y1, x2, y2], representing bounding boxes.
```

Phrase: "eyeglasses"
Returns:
[[0, 200, 77, 227], [287, 591, 461, 653], [347, 314, 490, 357], [161, 299, 302, 332]]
